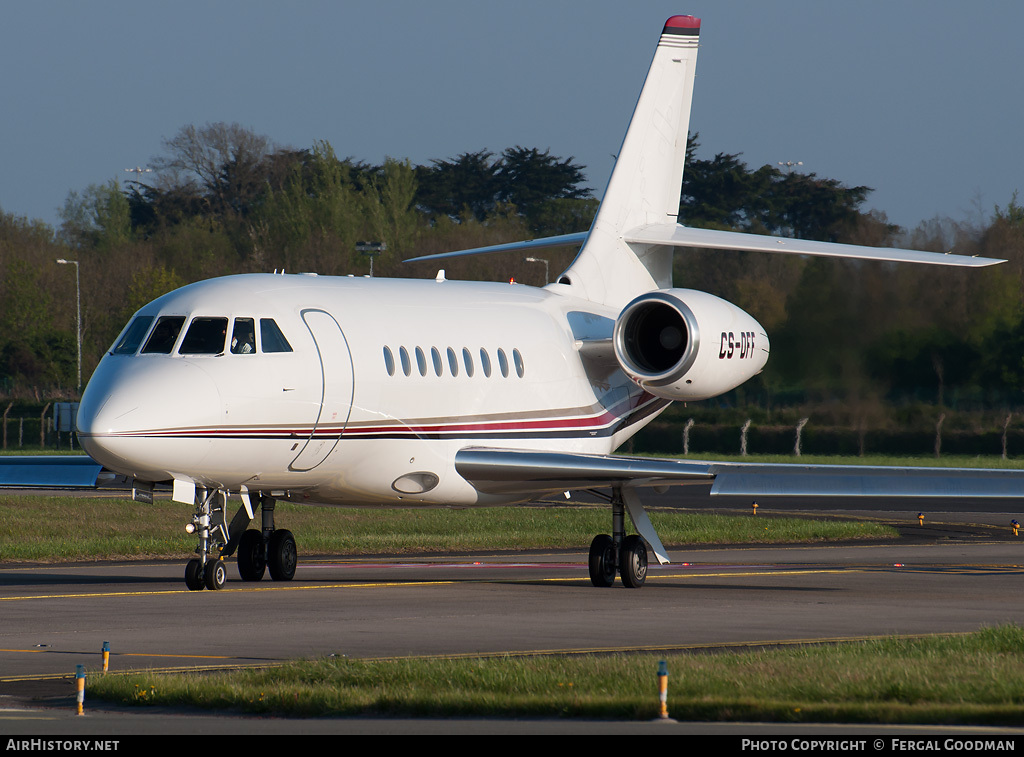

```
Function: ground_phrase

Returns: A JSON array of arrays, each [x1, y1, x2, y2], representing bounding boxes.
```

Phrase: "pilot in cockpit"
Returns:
[[230, 318, 256, 354]]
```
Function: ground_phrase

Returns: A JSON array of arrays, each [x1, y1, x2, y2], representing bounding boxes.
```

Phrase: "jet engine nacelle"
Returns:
[[613, 289, 769, 401]]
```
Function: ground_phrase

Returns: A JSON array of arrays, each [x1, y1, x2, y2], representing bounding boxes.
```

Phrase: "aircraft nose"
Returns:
[[78, 357, 222, 477]]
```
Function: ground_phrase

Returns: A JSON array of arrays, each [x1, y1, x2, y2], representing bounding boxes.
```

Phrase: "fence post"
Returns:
[[2, 403, 10, 450], [40, 403, 50, 449], [794, 417, 809, 456], [934, 413, 945, 458]]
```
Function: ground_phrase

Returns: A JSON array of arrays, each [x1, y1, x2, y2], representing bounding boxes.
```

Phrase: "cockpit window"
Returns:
[[141, 316, 186, 354], [179, 317, 228, 355], [111, 316, 154, 355], [260, 319, 293, 353], [230, 318, 256, 354]]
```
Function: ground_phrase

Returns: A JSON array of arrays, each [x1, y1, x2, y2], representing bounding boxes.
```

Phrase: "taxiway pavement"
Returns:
[[2, 504, 1023, 734]]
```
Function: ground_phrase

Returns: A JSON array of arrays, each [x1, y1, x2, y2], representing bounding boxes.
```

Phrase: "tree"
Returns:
[[679, 135, 877, 242], [0, 259, 75, 388], [496, 147, 591, 231], [59, 179, 131, 250], [150, 122, 276, 218], [364, 157, 419, 268], [415, 149, 501, 221], [680, 138, 774, 230], [414, 147, 592, 232]]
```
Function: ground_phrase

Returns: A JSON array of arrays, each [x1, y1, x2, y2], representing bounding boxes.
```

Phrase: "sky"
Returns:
[[2, 0, 1022, 235]]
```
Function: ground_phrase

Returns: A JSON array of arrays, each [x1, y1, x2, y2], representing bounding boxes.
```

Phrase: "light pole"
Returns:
[[56, 259, 81, 393], [524, 256, 549, 285], [355, 241, 387, 277]]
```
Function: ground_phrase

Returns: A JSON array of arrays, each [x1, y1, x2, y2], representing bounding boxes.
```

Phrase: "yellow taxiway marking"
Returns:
[[3, 563, 1020, 603], [1, 662, 282, 683], [0, 568, 859, 601], [0, 580, 462, 602], [0, 649, 239, 659]]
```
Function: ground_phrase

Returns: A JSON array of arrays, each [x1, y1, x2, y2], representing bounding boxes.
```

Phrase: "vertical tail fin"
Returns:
[[560, 16, 700, 308]]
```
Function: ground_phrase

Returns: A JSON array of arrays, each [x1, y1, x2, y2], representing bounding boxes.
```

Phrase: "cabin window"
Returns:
[[431, 347, 443, 377], [480, 348, 492, 378], [462, 347, 475, 378], [383, 346, 395, 376], [141, 316, 186, 354], [179, 317, 228, 355], [497, 348, 509, 378], [415, 347, 427, 376], [260, 319, 293, 353], [399, 347, 411, 376], [447, 347, 459, 377], [112, 316, 154, 355], [513, 348, 525, 378], [230, 318, 256, 354]]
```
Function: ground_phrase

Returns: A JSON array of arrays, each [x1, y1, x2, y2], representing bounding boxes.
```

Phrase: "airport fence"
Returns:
[[633, 418, 1024, 458], [0, 402, 80, 452]]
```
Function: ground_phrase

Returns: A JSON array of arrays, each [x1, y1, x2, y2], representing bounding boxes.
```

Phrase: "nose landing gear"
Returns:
[[183, 488, 298, 590]]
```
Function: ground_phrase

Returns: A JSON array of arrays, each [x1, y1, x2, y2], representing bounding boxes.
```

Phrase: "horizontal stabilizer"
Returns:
[[404, 232, 588, 265], [625, 223, 1005, 267]]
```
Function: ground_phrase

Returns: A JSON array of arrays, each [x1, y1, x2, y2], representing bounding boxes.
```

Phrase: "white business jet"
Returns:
[[5, 16, 1018, 591]]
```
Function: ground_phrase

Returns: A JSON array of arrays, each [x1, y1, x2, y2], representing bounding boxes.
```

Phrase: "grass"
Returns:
[[11, 450, 1024, 561], [0, 494, 896, 562], [87, 625, 1024, 724]]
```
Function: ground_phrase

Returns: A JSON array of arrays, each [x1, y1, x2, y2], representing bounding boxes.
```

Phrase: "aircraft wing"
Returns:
[[455, 447, 1024, 499], [0, 455, 128, 490]]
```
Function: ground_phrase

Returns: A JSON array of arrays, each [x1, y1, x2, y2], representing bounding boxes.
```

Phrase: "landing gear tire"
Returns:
[[268, 529, 297, 581], [204, 559, 227, 590], [619, 534, 648, 589], [237, 529, 266, 581], [185, 558, 205, 591], [588, 534, 617, 587]]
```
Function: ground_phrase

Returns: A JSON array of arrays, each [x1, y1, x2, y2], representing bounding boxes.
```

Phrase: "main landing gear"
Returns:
[[184, 488, 297, 591], [588, 488, 649, 589]]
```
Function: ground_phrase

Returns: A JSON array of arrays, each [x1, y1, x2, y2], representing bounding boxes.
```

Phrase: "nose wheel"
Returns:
[[183, 557, 227, 591]]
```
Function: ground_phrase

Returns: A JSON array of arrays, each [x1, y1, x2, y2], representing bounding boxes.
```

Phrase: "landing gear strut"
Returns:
[[587, 488, 649, 589], [183, 489, 298, 590]]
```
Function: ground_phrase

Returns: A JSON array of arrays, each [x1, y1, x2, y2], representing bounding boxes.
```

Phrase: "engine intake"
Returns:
[[615, 292, 698, 378]]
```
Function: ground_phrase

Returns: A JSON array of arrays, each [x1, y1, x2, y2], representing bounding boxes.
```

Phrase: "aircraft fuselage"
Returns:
[[77, 273, 666, 506]]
